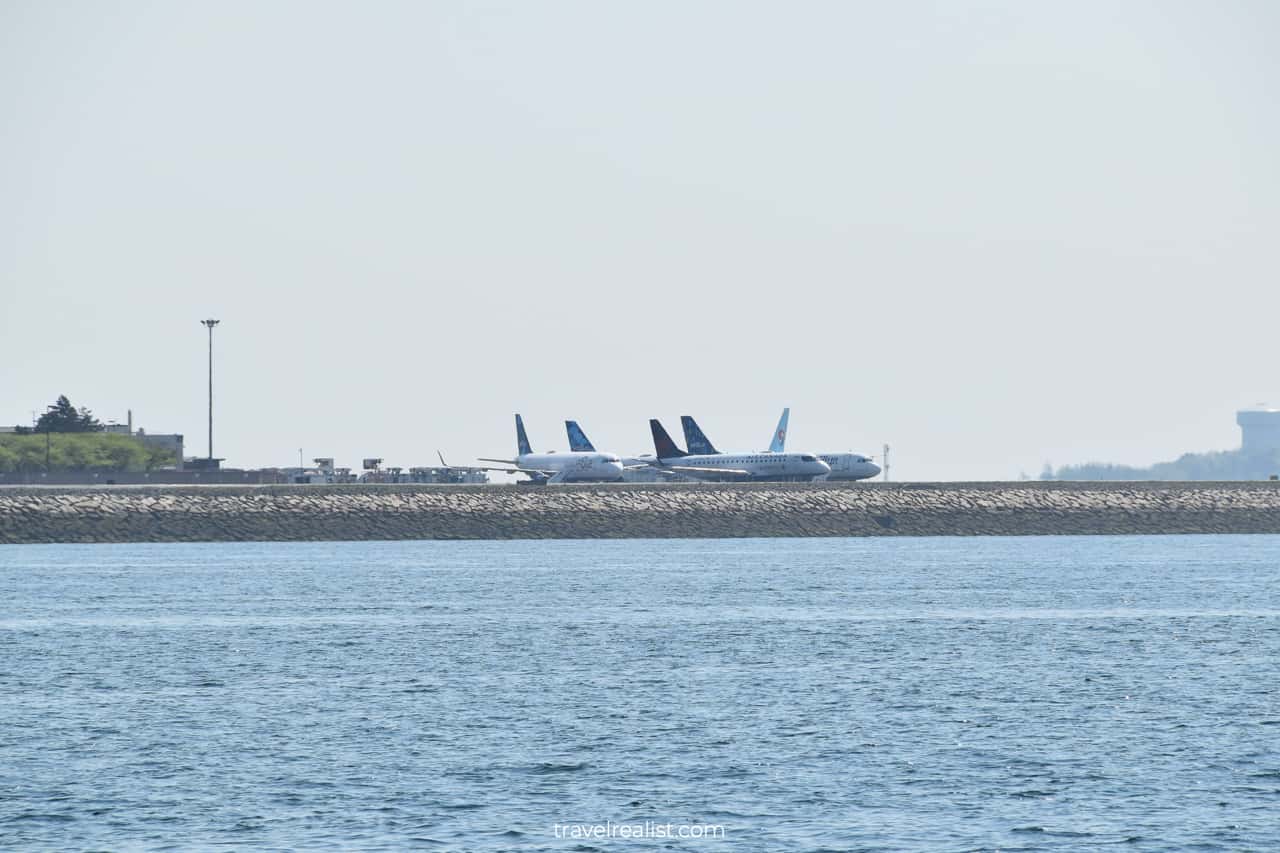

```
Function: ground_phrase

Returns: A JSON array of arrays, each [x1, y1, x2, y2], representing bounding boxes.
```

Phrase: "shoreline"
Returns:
[[4, 481, 1280, 544]]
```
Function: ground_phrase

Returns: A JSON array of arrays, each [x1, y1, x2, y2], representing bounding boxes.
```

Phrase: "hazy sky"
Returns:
[[2, 0, 1277, 480]]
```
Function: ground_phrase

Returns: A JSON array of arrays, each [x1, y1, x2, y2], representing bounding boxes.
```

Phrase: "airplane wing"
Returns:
[[439, 452, 556, 478], [474, 457, 558, 475], [622, 459, 691, 480], [660, 465, 752, 476], [468, 464, 557, 476], [651, 468, 698, 481]]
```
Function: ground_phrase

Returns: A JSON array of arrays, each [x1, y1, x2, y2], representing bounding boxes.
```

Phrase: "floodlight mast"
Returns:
[[201, 319, 220, 459]]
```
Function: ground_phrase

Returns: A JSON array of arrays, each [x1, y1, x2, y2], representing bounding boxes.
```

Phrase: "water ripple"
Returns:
[[1, 535, 1278, 850]]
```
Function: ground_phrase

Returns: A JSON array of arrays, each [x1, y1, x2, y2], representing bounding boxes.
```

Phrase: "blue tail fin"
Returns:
[[680, 416, 719, 455], [565, 420, 596, 452], [650, 419, 687, 458], [768, 408, 790, 453], [515, 414, 532, 456]]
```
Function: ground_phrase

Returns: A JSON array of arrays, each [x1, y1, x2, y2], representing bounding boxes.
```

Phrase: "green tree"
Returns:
[[0, 434, 166, 473], [34, 395, 103, 433], [1054, 448, 1280, 481], [0, 436, 52, 472]]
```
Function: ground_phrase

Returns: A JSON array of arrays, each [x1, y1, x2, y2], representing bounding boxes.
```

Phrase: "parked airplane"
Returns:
[[448, 414, 626, 485], [650, 419, 830, 482], [754, 408, 881, 481]]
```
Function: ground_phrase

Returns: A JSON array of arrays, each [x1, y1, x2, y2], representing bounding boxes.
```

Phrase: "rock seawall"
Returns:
[[3, 482, 1280, 544]]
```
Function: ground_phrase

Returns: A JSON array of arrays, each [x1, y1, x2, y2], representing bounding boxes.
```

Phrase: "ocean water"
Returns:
[[1, 535, 1278, 852]]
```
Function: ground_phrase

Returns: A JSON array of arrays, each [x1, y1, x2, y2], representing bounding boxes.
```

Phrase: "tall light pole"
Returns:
[[201, 319, 220, 460]]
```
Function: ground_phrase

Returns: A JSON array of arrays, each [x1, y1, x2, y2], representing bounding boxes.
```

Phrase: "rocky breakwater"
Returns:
[[2, 482, 1280, 544]]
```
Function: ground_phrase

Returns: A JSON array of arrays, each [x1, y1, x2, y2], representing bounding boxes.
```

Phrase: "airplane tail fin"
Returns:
[[564, 420, 596, 452], [650, 419, 687, 458], [680, 415, 719, 455], [515, 414, 532, 456], [768, 407, 790, 453]]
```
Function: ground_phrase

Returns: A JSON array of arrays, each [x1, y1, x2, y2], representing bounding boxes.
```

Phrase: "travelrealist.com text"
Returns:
[[552, 820, 726, 840]]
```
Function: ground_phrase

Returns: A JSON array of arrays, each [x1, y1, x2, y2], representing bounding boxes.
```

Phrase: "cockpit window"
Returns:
[[801, 455, 816, 462]]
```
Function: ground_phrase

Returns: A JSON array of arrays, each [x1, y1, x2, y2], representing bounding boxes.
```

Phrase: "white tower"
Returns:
[[1237, 406, 1280, 455]]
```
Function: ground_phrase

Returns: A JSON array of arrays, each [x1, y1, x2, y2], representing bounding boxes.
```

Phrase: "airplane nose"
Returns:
[[866, 463, 882, 477], [608, 461, 625, 477], [815, 459, 831, 474]]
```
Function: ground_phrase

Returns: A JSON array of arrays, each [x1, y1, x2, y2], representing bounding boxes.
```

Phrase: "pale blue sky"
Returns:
[[2, 1, 1277, 479]]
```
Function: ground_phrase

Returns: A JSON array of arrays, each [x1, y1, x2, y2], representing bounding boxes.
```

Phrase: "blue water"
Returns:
[[1, 536, 1278, 851]]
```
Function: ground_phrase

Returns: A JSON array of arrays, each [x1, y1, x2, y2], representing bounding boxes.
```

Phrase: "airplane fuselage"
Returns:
[[657, 452, 830, 482], [520, 452, 625, 483]]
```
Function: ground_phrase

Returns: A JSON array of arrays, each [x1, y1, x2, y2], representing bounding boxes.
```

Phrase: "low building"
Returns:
[[275, 460, 359, 484], [358, 465, 489, 484], [136, 430, 185, 470], [98, 410, 186, 470], [0, 468, 286, 485], [407, 466, 489, 484]]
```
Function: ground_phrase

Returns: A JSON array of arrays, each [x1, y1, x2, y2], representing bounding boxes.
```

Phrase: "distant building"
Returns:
[[0, 468, 286, 486], [136, 430, 185, 469], [1055, 405, 1280, 481], [359, 465, 489, 485], [281, 458, 357, 484], [1237, 407, 1280, 455], [409, 466, 489, 484], [276, 462, 358, 484], [101, 409, 185, 470]]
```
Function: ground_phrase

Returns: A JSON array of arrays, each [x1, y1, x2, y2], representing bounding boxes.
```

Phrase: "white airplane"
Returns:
[[649, 419, 830, 482], [753, 408, 881, 481], [449, 414, 627, 485], [566, 419, 690, 481]]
